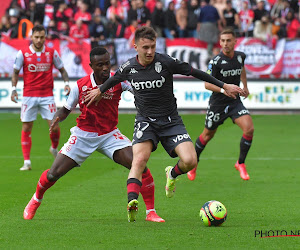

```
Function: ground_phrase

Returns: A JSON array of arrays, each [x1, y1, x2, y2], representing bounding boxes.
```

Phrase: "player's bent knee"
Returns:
[[181, 156, 198, 171], [47, 171, 61, 182], [244, 126, 254, 136], [133, 155, 148, 167]]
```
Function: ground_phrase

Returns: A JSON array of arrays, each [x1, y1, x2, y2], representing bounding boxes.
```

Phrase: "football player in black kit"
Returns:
[[84, 26, 245, 222], [187, 28, 254, 182]]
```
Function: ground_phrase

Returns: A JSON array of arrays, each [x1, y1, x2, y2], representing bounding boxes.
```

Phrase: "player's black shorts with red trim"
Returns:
[[204, 101, 250, 130], [132, 112, 192, 158]]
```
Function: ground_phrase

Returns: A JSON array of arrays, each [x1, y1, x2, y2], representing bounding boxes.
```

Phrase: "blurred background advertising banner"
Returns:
[[114, 37, 166, 66], [166, 38, 209, 71], [235, 37, 285, 78], [282, 40, 300, 77], [59, 39, 92, 78], [1, 80, 299, 110]]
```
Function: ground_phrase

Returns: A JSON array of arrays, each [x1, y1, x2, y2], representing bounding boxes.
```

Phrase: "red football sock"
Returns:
[[35, 169, 56, 200], [50, 128, 60, 149], [127, 178, 142, 202], [140, 168, 155, 210], [21, 131, 32, 161]]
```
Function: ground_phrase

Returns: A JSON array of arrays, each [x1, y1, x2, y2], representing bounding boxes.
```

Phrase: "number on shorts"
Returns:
[[22, 104, 28, 113], [69, 136, 77, 145], [135, 122, 149, 132], [113, 132, 127, 140], [48, 103, 56, 113], [206, 111, 220, 122]]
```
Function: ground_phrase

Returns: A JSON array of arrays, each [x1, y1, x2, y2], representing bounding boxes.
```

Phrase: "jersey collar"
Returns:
[[90, 73, 97, 88], [29, 44, 45, 54], [90, 72, 112, 87]]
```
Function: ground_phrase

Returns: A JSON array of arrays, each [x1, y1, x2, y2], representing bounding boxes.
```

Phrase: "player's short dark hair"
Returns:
[[32, 24, 46, 34], [220, 28, 236, 37], [90, 47, 109, 62], [135, 26, 157, 42]]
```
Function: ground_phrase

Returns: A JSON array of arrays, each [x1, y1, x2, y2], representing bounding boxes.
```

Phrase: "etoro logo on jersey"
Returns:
[[220, 68, 242, 77], [131, 76, 165, 90]]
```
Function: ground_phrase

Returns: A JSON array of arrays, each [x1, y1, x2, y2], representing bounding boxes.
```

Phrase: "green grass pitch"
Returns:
[[0, 112, 299, 249]]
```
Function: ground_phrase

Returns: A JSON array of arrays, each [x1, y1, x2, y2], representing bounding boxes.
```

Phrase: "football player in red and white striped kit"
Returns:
[[23, 47, 164, 223], [11, 24, 70, 171]]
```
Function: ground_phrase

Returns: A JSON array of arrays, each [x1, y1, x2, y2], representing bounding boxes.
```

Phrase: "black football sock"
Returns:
[[195, 134, 207, 162], [171, 162, 184, 179], [238, 134, 253, 164]]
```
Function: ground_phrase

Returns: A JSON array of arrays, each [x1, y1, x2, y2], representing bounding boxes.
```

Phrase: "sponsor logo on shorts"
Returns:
[[172, 133, 190, 143], [238, 109, 250, 115], [66, 145, 72, 152]]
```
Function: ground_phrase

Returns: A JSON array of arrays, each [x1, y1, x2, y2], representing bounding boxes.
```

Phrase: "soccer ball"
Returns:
[[199, 200, 227, 226]]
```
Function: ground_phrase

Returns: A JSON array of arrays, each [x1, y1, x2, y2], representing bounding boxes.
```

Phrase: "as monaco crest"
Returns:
[[155, 62, 162, 73], [237, 55, 242, 64]]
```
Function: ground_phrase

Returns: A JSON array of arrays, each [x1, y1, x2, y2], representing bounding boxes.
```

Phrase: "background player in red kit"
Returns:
[[11, 24, 70, 171], [23, 47, 164, 223]]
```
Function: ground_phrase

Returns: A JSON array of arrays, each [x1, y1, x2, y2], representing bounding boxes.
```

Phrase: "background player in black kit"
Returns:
[[84, 27, 245, 222], [187, 28, 254, 182]]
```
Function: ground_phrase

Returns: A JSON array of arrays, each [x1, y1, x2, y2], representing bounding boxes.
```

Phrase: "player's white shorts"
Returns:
[[21, 96, 57, 122], [60, 126, 132, 165]]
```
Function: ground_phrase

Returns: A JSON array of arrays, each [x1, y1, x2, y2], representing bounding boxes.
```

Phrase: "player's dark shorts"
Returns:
[[132, 112, 192, 158], [205, 101, 250, 130]]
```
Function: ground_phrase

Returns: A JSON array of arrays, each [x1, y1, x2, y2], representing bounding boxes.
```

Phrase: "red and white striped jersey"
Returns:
[[14, 45, 64, 97], [64, 72, 132, 135]]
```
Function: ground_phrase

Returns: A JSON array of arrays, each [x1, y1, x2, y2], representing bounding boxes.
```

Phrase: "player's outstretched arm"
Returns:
[[190, 68, 245, 98], [223, 83, 245, 99], [84, 75, 122, 107], [49, 107, 71, 133]]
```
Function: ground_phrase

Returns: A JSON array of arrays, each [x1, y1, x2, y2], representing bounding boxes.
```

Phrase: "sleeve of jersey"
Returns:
[[13, 50, 24, 70], [121, 81, 133, 94], [53, 50, 64, 69], [99, 70, 126, 93], [242, 52, 246, 66], [165, 54, 192, 75], [63, 81, 79, 111], [190, 67, 224, 88]]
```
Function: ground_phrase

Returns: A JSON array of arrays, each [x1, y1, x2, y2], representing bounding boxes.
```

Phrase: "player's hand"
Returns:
[[49, 117, 60, 133], [223, 84, 245, 99], [11, 90, 18, 103], [64, 85, 71, 96], [241, 86, 249, 99], [84, 88, 103, 107]]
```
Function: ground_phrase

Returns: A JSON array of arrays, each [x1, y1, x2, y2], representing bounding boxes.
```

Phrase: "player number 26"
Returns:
[[207, 111, 220, 122]]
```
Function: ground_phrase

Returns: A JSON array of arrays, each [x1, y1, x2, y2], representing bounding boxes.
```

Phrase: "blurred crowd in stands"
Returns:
[[0, 0, 300, 54]]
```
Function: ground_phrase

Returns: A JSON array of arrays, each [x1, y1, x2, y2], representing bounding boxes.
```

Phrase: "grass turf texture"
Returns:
[[0, 113, 299, 249]]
